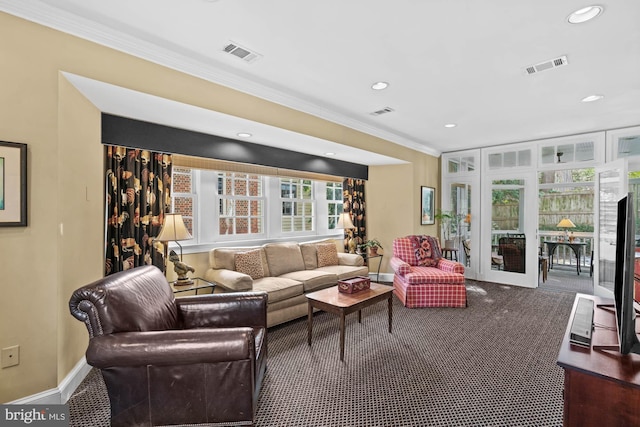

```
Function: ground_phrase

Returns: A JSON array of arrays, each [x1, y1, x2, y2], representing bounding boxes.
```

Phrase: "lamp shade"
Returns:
[[157, 214, 193, 242], [556, 218, 576, 228], [337, 212, 355, 229]]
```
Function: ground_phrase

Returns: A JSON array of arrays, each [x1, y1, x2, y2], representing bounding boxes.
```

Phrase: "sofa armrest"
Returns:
[[204, 268, 253, 291], [390, 256, 411, 276], [86, 328, 255, 368], [437, 258, 465, 274], [338, 252, 365, 267], [176, 292, 268, 329]]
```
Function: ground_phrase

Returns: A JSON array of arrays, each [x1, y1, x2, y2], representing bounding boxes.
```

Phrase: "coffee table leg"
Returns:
[[388, 295, 393, 333], [340, 312, 345, 361], [358, 309, 362, 323], [307, 302, 313, 346]]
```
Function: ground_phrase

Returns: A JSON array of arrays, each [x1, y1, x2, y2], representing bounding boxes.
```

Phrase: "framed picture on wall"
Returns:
[[421, 186, 435, 225], [0, 141, 27, 227]]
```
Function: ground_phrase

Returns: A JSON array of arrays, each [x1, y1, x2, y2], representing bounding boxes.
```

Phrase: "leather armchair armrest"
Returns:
[[86, 328, 254, 368], [176, 291, 268, 329], [390, 256, 411, 276]]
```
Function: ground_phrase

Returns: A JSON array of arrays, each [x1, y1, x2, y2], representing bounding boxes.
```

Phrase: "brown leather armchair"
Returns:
[[69, 265, 267, 427]]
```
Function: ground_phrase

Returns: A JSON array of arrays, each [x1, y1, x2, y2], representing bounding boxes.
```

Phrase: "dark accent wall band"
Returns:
[[101, 114, 368, 180]]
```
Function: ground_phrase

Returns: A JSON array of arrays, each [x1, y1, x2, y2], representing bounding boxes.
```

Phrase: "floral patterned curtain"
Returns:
[[104, 146, 172, 275], [343, 178, 366, 251]]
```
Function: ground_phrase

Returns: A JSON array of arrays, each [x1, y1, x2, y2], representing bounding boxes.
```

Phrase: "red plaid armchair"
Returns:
[[390, 235, 467, 308]]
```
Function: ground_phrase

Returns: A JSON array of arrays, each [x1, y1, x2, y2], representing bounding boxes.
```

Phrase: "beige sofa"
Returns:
[[204, 239, 369, 327]]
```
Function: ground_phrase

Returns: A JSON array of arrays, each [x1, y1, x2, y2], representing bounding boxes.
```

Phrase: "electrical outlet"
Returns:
[[1, 345, 20, 368]]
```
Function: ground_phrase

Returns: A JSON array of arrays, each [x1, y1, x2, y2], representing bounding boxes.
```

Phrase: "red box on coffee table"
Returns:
[[338, 276, 371, 294]]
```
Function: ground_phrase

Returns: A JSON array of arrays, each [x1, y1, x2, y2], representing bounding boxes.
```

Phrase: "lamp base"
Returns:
[[348, 237, 357, 254]]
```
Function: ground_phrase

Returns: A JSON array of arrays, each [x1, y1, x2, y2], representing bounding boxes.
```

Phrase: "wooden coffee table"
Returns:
[[306, 282, 394, 361]]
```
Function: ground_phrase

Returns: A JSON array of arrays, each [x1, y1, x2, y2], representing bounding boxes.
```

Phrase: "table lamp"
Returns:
[[337, 212, 357, 253], [556, 218, 576, 242], [157, 213, 194, 283]]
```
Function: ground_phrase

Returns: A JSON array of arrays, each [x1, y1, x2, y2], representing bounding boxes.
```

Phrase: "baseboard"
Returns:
[[8, 357, 91, 405]]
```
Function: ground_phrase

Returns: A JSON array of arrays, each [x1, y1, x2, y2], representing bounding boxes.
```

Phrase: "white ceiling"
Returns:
[[3, 0, 640, 164]]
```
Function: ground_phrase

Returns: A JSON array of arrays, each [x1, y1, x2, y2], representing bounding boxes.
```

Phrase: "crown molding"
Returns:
[[0, 0, 440, 157]]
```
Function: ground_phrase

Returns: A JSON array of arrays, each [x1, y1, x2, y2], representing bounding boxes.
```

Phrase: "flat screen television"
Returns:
[[613, 192, 640, 355]]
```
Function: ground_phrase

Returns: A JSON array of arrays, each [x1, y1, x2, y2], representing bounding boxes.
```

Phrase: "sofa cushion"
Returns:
[[264, 243, 306, 277], [235, 249, 264, 280], [316, 265, 370, 281], [300, 243, 318, 269], [252, 277, 304, 303], [280, 270, 337, 292], [211, 247, 270, 275], [317, 243, 339, 267]]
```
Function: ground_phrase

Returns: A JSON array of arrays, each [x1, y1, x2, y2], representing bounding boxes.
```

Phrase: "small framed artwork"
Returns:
[[421, 186, 435, 225], [0, 141, 27, 227]]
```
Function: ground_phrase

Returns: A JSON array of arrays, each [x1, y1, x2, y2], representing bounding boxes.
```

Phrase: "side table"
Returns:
[[442, 248, 458, 261], [358, 252, 383, 282], [171, 277, 216, 296]]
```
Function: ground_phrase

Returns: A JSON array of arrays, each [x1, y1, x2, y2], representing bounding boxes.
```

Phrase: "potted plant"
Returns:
[[359, 239, 383, 256], [434, 210, 455, 248]]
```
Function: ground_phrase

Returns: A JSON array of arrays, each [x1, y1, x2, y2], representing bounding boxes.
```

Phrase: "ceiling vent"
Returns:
[[525, 55, 568, 75], [370, 107, 395, 116], [222, 41, 262, 63]]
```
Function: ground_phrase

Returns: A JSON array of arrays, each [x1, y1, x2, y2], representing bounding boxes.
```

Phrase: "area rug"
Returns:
[[68, 280, 573, 426]]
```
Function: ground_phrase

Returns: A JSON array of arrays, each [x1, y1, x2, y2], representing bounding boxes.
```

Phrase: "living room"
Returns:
[[1, 2, 639, 426]]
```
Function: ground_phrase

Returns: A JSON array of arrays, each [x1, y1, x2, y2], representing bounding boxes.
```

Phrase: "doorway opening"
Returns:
[[538, 167, 594, 293]]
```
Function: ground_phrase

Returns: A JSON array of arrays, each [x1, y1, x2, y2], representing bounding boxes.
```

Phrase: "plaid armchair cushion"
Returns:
[[393, 237, 418, 265], [436, 258, 465, 274], [390, 256, 411, 276], [404, 267, 466, 285], [393, 236, 445, 265]]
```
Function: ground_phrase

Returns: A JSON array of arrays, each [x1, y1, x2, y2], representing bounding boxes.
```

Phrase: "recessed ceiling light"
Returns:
[[237, 132, 252, 138], [581, 94, 604, 102], [444, 123, 457, 128], [371, 81, 389, 91], [325, 152, 336, 156], [567, 6, 603, 24]]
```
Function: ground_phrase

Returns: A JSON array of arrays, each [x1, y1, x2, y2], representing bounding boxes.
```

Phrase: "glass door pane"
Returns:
[[595, 160, 627, 296], [449, 183, 471, 267], [491, 179, 526, 273]]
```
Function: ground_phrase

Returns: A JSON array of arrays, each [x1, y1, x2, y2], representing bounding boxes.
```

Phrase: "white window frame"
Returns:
[[325, 182, 344, 231], [175, 168, 343, 251], [216, 172, 266, 239], [279, 177, 315, 234]]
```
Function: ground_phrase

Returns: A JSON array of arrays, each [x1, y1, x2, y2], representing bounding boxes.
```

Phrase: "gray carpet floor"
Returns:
[[68, 281, 574, 426], [540, 265, 593, 295]]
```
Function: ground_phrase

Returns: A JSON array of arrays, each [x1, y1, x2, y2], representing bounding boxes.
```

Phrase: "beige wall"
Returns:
[[0, 12, 440, 402]]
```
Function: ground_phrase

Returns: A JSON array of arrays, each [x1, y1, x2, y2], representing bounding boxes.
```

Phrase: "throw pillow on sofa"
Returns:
[[317, 243, 339, 267], [235, 249, 264, 279]]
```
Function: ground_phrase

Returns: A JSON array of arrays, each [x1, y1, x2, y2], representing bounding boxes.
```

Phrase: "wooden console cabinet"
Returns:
[[557, 294, 640, 426]]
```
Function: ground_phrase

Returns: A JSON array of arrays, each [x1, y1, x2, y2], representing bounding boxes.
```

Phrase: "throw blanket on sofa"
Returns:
[[410, 235, 442, 267]]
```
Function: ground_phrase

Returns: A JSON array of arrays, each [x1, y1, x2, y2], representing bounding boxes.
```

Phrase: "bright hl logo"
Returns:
[[1, 405, 68, 426]]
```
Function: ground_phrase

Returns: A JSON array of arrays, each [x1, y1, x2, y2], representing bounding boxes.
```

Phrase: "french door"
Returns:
[[481, 170, 538, 287], [594, 159, 628, 297]]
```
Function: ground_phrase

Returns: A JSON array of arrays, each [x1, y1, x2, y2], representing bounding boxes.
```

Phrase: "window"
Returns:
[[171, 167, 195, 235], [280, 178, 313, 232], [217, 173, 264, 236], [326, 182, 343, 229], [170, 167, 341, 246]]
